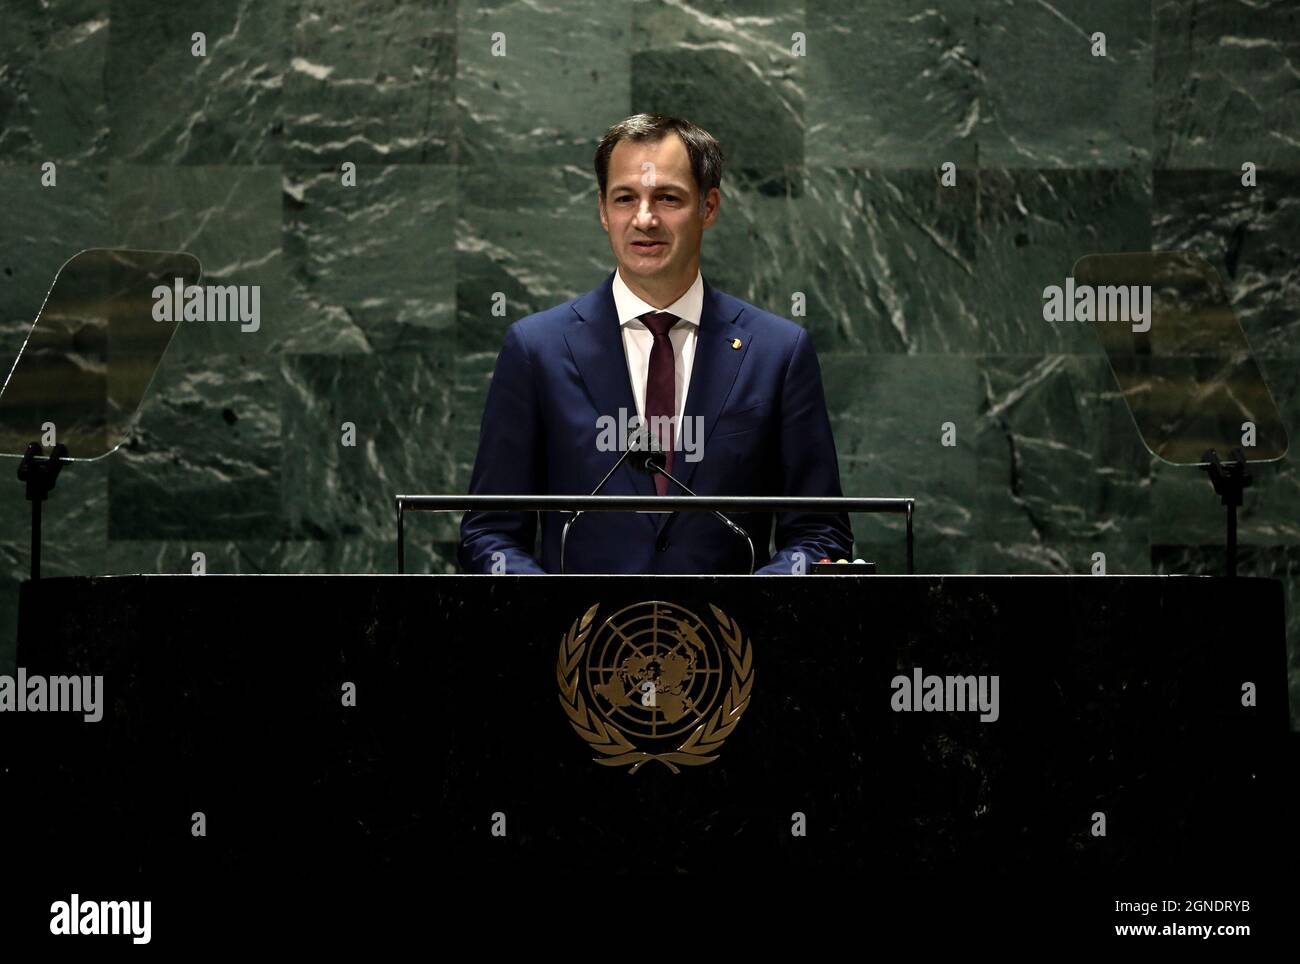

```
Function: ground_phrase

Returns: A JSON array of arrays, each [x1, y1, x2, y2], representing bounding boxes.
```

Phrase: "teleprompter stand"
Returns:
[[16, 442, 68, 581], [1201, 448, 1252, 577]]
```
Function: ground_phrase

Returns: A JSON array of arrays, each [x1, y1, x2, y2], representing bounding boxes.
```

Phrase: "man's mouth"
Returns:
[[631, 240, 666, 250]]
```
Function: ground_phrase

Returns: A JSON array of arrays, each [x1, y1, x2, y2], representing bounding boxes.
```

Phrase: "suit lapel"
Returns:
[[565, 273, 658, 513], [653, 278, 749, 536]]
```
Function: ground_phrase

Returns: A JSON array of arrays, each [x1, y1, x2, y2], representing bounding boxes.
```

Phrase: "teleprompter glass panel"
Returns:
[[0, 248, 201, 461], [1072, 251, 1287, 467]]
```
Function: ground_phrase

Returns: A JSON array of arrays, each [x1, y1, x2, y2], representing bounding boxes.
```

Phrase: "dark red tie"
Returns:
[[641, 311, 676, 496]]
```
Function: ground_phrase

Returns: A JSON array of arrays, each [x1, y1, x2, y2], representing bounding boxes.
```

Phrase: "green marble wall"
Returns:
[[0, 1, 1296, 727]]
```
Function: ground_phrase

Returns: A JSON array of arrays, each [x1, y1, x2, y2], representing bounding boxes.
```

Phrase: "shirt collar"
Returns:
[[612, 267, 703, 328]]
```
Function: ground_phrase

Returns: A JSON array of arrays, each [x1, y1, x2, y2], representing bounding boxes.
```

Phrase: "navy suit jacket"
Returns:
[[457, 271, 853, 574]]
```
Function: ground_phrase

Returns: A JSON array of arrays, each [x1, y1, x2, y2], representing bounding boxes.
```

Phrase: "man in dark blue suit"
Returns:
[[458, 113, 852, 574]]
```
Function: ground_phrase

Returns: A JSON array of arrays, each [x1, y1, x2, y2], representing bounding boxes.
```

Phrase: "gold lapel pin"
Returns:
[[731, 337, 742, 350]]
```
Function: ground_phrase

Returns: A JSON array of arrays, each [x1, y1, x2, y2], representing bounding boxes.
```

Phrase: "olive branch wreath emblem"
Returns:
[[556, 602, 755, 774]]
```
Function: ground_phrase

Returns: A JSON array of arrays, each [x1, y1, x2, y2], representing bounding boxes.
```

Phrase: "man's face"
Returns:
[[598, 132, 720, 289]]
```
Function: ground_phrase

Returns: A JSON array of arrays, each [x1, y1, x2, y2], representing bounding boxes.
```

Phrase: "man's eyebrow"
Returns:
[[608, 181, 691, 195]]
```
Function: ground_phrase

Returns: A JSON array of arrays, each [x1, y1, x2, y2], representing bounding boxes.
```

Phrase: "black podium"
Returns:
[[7, 573, 1289, 938]]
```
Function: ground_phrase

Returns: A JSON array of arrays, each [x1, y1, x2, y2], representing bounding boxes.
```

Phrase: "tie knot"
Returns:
[[641, 311, 677, 338]]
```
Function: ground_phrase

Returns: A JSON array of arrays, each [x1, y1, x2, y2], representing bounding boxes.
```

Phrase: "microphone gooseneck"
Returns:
[[560, 436, 655, 574], [633, 454, 755, 575]]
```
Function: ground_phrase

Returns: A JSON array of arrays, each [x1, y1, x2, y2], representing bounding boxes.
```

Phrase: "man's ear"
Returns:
[[597, 191, 608, 232], [701, 187, 721, 228]]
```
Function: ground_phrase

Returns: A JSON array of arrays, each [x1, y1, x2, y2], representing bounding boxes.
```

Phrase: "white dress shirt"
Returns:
[[611, 266, 703, 446]]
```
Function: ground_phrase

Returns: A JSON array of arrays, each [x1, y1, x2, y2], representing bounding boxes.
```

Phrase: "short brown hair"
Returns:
[[594, 113, 725, 205]]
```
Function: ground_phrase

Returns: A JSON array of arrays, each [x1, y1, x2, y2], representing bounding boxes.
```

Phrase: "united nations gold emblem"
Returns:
[[557, 600, 754, 774]]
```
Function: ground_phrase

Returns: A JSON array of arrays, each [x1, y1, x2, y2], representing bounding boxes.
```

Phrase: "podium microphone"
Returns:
[[559, 436, 652, 574], [632, 451, 756, 574]]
